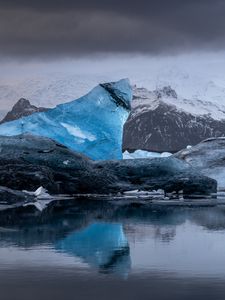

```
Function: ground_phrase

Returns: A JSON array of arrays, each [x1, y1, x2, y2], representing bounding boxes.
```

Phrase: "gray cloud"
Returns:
[[0, 0, 225, 59]]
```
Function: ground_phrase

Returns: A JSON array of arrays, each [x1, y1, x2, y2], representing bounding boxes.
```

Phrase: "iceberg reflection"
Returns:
[[55, 222, 131, 275]]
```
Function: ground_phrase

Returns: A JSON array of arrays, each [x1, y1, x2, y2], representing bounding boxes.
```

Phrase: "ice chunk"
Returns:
[[0, 79, 132, 160], [23, 186, 54, 211], [161, 152, 172, 158], [23, 186, 49, 197], [123, 150, 161, 159], [123, 150, 172, 159]]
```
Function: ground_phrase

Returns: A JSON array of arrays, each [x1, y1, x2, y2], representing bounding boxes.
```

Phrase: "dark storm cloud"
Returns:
[[0, 0, 225, 58]]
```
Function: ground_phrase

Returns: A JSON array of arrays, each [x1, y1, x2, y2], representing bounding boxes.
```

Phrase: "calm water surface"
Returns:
[[1, 201, 225, 300]]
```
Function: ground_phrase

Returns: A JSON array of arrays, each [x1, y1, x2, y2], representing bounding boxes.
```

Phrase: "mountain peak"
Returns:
[[0, 98, 48, 124], [155, 86, 178, 99], [13, 98, 32, 109]]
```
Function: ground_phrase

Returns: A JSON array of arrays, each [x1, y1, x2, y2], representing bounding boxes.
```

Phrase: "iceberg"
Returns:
[[0, 79, 132, 160]]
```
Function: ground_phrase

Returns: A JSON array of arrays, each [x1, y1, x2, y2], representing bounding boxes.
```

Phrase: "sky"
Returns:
[[0, 0, 225, 59], [0, 1, 225, 110]]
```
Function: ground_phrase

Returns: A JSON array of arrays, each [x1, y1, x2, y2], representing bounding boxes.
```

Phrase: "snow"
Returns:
[[1, 54, 225, 128], [0, 79, 132, 160], [0, 53, 225, 114], [1, 53, 225, 111], [132, 86, 225, 121]]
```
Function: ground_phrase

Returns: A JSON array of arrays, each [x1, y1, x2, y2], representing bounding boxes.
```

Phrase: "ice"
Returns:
[[61, 122, 96, 142], [123, 150, 172, 159], [23, 186, 49, 197], [161, 152, 172, 158], [0, 79, 132, 160], [22, 186, 54, 211], [34, 186, 49, 197]]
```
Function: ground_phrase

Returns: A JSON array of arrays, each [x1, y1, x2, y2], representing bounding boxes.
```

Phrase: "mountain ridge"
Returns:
[[123, 86, 225, 152]]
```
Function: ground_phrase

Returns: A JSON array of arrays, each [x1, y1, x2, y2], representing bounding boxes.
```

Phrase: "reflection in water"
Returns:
[[55, 222, 131, 275], [1, 203, 225, 299], [1, 203, 225, 277], [125, 224, 177, 244]]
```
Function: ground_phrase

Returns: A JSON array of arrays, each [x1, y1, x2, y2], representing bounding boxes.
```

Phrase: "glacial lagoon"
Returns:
[[1, 198, 225, 300]]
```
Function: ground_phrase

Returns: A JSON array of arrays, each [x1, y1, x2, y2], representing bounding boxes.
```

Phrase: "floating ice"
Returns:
[[0, 79, 132, 160], [123, 150, 172, 159], [23, 186, 49, 197]]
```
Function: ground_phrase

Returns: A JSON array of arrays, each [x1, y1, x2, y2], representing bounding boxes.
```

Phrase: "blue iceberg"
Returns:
[[0, 79, 132, 160]]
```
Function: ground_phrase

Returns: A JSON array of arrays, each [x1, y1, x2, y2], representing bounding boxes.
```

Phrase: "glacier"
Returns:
[[0, 79, 132, 160]]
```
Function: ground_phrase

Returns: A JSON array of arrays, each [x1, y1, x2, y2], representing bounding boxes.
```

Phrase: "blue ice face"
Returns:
[[0, 79, 132, 160]]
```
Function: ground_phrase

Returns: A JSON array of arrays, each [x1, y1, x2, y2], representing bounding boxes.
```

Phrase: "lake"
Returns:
[[1, 199, 225, 300]]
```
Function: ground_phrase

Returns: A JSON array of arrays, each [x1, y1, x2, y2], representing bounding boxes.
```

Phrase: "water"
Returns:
[[1, 199, 225, 300]]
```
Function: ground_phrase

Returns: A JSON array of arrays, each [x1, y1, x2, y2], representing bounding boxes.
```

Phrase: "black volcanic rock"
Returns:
[[0, 186, 35, 204], [0, 134, 91, 194], [95, 158, 217, 197], [0, 98, 48, 124], [0, 134, 217, 198], [123, 86, 225, 153], [174, 137, 225, 190]]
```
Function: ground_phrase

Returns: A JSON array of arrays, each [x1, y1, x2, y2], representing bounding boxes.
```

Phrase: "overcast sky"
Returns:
[[0, 0, 225, 59], [1, 0, 225, 110]]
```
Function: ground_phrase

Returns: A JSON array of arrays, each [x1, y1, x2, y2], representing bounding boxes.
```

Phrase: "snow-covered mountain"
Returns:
[[1, 53, 225, 111], [0, 98, 48, 124], [0, 74, 110, 110], [123, 86, 225, 153]]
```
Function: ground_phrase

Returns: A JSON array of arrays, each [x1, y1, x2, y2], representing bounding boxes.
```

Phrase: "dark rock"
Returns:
[[156, 86, 178, 99], [174, 137, 225, 190], [0, 134, 90, 194], [94, 158, 217, 197], [0, 98, 48, 124], [0, 186, 35, 204], [0, 134, 217, 198]]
